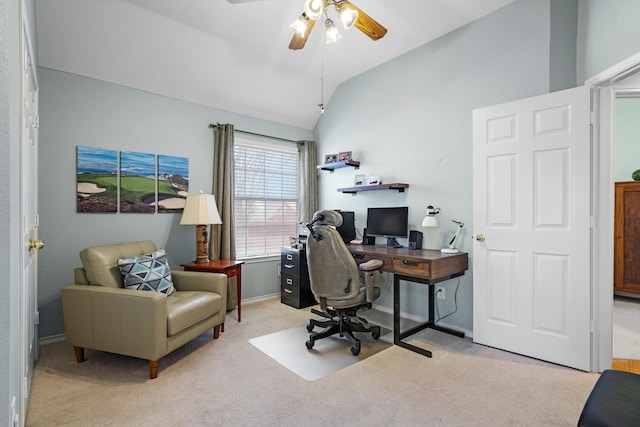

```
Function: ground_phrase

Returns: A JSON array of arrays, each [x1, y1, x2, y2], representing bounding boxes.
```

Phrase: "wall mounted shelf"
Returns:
[[318, 159, 360, 172], [338, 183, 409, 194]]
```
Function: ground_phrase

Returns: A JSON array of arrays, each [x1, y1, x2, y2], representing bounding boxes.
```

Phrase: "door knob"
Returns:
[[476, 234, 485, 242], [28, 239, 44, 251]]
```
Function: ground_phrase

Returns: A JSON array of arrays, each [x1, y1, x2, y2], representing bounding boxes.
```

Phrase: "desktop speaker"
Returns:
[[363, 228, 376, 245], [408, 230, 423, 250]]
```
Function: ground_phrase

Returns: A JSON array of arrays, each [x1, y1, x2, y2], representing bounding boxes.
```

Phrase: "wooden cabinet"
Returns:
[[614, 181, 640, 296], [280, 247, 316, 309]]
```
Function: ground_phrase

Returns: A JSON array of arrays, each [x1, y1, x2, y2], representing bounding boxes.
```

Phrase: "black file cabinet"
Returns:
[[280, 247, 316, 309]]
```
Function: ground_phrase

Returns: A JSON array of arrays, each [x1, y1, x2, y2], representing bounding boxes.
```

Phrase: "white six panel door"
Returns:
[[472, 86, 591, 371]]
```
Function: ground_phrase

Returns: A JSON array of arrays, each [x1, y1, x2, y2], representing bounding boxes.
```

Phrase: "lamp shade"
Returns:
[[421, 215, 439, 227], [180, 194, 222, 225]]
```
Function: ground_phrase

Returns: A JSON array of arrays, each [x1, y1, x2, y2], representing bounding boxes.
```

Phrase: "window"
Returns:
[[234, 138, 299, 258]]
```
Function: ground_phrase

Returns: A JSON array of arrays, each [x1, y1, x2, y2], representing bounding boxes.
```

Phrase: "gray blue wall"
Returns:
[[615, 98, 640, 182], [577, 0, 640, 82], [37, 69, 312, 338], [314, 0, 569, 332]]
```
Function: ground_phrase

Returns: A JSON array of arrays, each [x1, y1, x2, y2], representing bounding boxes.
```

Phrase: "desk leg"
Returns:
[[236, 267, 242, 323], [393, 275, 433, 358]]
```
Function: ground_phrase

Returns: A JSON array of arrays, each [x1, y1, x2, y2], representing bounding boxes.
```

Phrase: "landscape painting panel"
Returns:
[[120, 151, 157, 213], [157, 155, 189, 213], [77, 146, 118, 213]]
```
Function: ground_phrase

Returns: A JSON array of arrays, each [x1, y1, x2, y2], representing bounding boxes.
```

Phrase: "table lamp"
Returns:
[[421, 205, 464, 254], [180, 193, 222, 264]]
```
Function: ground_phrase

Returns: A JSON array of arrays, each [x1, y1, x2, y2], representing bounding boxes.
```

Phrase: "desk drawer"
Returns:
[[393, 258, 430, 278], [352, 254, 393, 271]]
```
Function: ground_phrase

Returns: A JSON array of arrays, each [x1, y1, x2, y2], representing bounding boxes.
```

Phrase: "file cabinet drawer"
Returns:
[[281, 274, 300, 301], [281, 250, 301, 276]]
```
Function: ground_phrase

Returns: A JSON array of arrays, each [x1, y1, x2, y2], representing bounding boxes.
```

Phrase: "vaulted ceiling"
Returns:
[[36, 0, 515, 130]]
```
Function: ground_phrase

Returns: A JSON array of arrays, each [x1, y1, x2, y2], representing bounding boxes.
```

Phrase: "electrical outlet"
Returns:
[[436, 286, 445, 300]]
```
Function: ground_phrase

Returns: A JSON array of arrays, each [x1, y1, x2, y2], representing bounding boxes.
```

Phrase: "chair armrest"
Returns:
[[61, 284, 167, 361], [171, 271, 228, 327], [171, 271, 228, 302], [359, 259, 383, 303]]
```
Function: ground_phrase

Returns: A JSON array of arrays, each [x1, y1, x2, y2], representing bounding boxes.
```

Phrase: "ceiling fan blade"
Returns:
[[289, 18, 317, 50], [344, 1, 387, 41]]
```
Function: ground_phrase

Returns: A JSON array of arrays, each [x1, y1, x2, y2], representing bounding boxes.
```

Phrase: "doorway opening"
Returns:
[[589, 51, 640, 373]]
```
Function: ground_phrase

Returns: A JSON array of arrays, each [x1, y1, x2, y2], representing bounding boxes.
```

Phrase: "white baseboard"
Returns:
[[241, 293, 280, 305], [39, 334, 66, 346]]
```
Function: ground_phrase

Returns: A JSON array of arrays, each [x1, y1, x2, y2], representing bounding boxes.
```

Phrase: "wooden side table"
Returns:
[[181, 260, 245, 324]]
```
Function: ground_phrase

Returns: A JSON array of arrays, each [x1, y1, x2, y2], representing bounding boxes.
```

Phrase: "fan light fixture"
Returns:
[[290, 13, 310, 35], [324, 17, 342, 44], [304, 0, 324, 19], [335, 1, 357, 28], [290, 0, 362, 46]]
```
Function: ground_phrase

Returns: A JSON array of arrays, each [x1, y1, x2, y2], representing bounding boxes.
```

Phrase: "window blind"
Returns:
[[234, 140, 299, 258]]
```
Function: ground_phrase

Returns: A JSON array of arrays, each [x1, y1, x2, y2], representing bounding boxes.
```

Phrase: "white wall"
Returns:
[[37, 68, 312, 338]]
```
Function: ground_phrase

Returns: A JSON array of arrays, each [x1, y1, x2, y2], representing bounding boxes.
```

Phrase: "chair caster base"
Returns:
[[351, 343, 361, 356]]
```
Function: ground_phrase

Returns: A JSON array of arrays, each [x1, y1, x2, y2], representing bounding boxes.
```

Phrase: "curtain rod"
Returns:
[[208, 123, 299, 144]]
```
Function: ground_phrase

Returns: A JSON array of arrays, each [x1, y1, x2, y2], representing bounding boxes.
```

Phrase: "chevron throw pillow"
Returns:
[[117, 249, 176, 296]]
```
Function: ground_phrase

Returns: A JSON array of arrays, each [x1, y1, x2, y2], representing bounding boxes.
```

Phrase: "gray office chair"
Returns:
[[305, 210, 383, 355]]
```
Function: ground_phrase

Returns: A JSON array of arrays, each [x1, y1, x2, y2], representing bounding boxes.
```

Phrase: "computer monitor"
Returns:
[[366, 206, 409, 248], [335, 210, 356, 243]]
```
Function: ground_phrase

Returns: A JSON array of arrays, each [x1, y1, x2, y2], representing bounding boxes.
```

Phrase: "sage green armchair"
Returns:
[[61, 241, 227, 379]]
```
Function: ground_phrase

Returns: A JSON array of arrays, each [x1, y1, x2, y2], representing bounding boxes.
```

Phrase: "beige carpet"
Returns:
[[26, 297, 600, 426], [249, 322, 392, 381], [613, 297, 640, 359]]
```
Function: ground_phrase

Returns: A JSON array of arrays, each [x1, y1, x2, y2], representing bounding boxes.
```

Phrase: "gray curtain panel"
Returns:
[[212, 123, 237, 309], [297, 140, 319, 223]]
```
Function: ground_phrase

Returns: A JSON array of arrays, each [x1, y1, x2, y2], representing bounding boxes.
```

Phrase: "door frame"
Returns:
[[587, 51, 640, 372]]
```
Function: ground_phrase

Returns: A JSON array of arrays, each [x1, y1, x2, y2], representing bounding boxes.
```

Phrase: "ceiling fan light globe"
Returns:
[[290, 14, 309, 35], [338, 6, 357, 28], [304, 0, 324, 20], [324, 18, 341, 43]]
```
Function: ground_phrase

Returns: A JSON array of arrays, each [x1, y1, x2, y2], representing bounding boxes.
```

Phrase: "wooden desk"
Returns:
[[181, 260, 245, 324], [348, 245, 468, 357]]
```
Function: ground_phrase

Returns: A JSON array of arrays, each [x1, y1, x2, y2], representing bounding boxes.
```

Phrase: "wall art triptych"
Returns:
[[76, 146, 189, 214]]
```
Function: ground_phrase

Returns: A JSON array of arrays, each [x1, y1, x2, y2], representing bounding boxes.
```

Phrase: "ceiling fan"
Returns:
[[227, 0, 387, 50]]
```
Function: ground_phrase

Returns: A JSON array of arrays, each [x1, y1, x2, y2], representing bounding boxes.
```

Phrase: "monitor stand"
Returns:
[[385, 237, 402, 248]]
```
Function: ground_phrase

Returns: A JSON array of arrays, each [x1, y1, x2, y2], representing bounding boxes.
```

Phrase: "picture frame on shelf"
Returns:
[[339, 151, 352, 161], [324, 153, 338, 164], [354, 174, 365, 186], [367, 176, 381, 185]]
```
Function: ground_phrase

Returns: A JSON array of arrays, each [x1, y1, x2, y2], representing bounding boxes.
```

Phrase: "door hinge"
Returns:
[[35, 310, 39, 325], [590, 319, 598, 334], [590, 215, 597, 229], [23, 376, 28, 399], [590, 111, 596, 124], [34, 115, 39, 129]]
